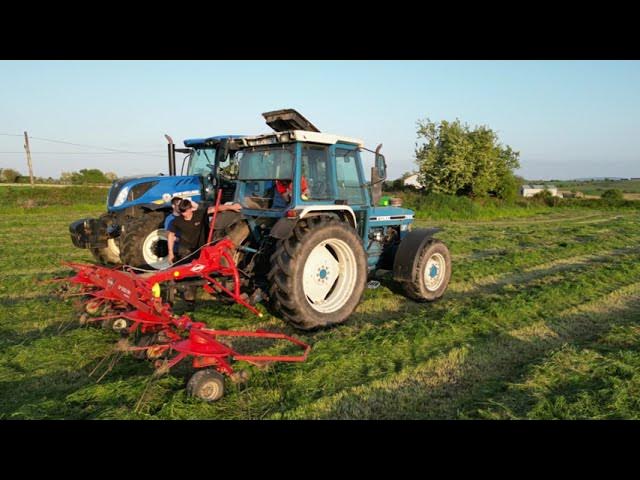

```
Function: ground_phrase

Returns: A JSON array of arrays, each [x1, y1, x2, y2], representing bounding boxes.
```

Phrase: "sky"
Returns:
[[0, 60, 638, 181]]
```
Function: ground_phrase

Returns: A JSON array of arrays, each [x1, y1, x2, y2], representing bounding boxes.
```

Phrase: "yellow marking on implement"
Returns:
[[151, 283, 161, 298]]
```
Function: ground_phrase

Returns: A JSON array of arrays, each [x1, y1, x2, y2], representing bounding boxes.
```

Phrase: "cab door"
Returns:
[[330, 144, 370, 241]]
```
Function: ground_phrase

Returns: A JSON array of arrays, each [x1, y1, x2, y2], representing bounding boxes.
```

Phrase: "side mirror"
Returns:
[[375, 144, 386, 182], [371, 144, 386, 206]]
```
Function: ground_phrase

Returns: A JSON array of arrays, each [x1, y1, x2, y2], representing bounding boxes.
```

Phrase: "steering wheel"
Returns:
[[313, 180, 326, 197]]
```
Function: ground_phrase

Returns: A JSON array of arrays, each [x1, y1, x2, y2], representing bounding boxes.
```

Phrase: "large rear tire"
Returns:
[[268, 216, 367, 330], [120, 212, 171, 270]]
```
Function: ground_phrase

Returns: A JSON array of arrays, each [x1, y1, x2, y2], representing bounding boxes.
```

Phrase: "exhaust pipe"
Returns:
[[164, 134, 176, 176]]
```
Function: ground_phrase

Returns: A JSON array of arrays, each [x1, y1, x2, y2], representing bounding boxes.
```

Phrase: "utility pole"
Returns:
[[23, 131, 34, 186]]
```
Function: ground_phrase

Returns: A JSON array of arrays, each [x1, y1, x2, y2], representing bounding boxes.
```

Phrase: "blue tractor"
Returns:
[[204, 109, 452, 329], [69, 134, 242, 270]]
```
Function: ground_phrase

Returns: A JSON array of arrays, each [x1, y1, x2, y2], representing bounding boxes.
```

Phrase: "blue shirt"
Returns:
[[164, 214, 179, 253]]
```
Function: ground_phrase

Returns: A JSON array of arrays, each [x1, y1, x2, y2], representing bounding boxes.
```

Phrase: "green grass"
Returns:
[[553, 178, 640, 196], [1, 185, 639, 419]]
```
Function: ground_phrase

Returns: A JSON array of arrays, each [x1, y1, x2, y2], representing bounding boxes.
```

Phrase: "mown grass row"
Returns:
[[1, 188, 639, 419]]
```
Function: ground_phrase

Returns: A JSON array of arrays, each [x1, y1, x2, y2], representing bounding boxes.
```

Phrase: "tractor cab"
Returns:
[[226, 126, 415, 272], [182, 135, 244, 203]]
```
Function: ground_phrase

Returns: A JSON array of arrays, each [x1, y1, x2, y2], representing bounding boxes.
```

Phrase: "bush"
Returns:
[[601, 189, 624, 203], [0, 168, 21, 183], [71, 169, 110, 184]]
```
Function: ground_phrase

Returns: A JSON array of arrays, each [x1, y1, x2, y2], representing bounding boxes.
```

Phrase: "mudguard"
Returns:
[[269, 217, 298, 239], [392, 228, 442, 282]]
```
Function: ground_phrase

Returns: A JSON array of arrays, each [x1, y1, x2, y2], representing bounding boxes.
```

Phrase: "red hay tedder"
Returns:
[[62, 190, 310, 402]]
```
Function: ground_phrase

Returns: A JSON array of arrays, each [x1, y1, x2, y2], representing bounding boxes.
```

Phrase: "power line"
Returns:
[[0, 151, 165, 154], [0, 132, 166, 158]]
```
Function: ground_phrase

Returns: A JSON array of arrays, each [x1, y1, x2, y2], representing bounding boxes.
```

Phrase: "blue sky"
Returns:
[[0, 60, 638, 180]]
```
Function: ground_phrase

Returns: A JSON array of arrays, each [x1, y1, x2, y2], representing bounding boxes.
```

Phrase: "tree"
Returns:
[[105, 172, 118, 182], [59, 172, 73, 184], [0, 168, 21, 183], [71, 169, 110, 184], [415, 119, 520, 199]]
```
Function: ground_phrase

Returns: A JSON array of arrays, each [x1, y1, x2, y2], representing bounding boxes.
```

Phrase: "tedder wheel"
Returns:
[[111, 318, 129, 334], [187, 369, 225, 402], [268, 216, 368, 330], [402, 239, 451, 302], [120, 212, 170, 270], [133, 333, 159, 359], [85, 298, 102, 315]]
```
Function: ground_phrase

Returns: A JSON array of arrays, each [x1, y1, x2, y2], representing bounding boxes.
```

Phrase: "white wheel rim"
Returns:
[[142, 229, 171, 270], [112, 318, 128, 331], [200, 380, 221, 400], [107, 237, 120, 256], [424, 252, 446, 291], [303, 238, 357, 314]]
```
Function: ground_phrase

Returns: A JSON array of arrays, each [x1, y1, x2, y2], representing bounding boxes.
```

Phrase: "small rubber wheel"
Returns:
[[133, 333, 158, 359], [111, 318, 129, 333], [85, 299, 102, 315], [186, 369, 225, 402]]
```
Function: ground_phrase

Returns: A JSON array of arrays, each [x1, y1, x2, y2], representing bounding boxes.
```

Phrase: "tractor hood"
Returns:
[[106, 174, 203, 212]]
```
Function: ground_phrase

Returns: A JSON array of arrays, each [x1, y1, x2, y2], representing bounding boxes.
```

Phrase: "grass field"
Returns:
[[1, 186, 640, 419], [553, 178, 640, 199]]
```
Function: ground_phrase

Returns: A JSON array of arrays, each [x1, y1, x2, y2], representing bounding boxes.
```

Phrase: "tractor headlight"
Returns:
[[113, 186, 130, 207]]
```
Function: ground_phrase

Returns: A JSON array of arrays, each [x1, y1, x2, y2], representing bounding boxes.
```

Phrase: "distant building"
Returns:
[[521, 184, 562, 198], [403, 174, 423, 189]]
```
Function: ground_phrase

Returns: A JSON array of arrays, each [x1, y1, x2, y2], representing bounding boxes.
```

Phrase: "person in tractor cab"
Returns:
[[272, 176, 310, 209]]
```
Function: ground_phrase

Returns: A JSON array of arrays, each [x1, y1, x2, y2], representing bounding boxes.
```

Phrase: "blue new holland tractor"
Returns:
[[69, 134, 242, 270], [204, 109, 452, 329]]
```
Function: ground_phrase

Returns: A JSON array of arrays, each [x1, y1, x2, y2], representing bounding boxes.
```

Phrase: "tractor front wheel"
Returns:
[[120, 212, 170, 270], [401, 239, 451, 302], [90, 238, 121, 265]]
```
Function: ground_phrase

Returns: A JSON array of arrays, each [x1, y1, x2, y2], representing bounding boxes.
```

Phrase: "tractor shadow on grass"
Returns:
[[317, 287, 640, 419]]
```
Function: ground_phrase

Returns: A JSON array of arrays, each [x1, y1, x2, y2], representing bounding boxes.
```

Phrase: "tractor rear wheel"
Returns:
[[187, 369, 225, 402], [120, 212, 170, 270], [268, 216, 367, 330], [401, 239, 451, 302]]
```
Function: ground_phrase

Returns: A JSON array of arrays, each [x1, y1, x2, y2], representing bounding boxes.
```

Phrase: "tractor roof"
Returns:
[[183, 135, 246, 148], [235, 130, 364, 148]]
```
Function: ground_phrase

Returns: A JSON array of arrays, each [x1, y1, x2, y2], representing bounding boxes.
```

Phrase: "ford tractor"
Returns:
[[68, 134, 243, 270], [199, 109, 452, 329]]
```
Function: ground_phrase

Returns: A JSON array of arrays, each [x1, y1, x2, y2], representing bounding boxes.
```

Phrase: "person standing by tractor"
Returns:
[[164, 196, 198, 258], [167, 199, 243, 265]]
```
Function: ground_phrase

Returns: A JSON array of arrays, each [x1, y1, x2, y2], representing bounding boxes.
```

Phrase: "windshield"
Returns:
[[187, 148, 216, 176], [237, 146, 294, 180]]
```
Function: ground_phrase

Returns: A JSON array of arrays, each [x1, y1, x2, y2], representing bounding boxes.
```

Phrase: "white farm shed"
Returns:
[[403, 174, 423, 188], [521, 184, 562, 198]]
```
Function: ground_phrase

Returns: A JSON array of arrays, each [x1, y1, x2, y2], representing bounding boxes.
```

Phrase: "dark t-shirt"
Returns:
[[168, 205, 209, 252]]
